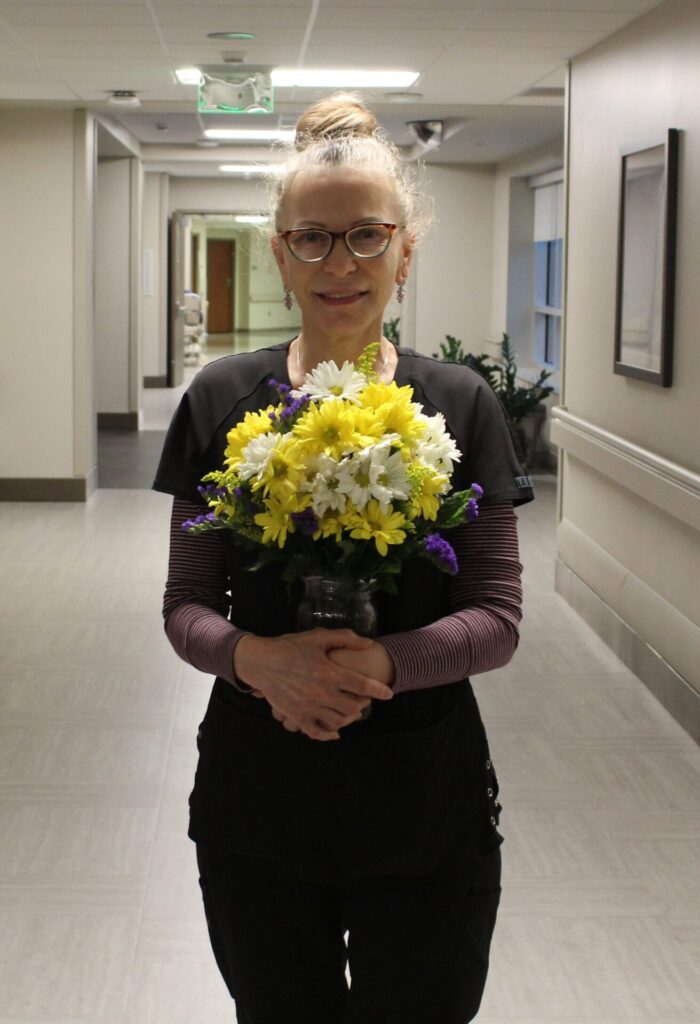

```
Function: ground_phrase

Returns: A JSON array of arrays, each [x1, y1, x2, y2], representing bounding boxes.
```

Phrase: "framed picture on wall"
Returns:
[[614, 128, 679, 387]]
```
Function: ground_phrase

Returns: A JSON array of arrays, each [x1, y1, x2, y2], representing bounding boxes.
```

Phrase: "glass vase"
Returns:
[[297, 576, 377, 721]]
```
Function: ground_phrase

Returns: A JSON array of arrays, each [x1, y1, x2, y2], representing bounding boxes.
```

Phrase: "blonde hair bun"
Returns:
[[294, 92, 380, 150]]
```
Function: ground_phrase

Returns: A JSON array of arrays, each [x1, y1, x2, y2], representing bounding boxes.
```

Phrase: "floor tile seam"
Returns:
[[119, 667, 184, 1017]]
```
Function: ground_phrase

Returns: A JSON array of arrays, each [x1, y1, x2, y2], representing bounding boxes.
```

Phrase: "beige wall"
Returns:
[[557, 0, 700, 695], [143, 173, 169, 379], [0, 109, 91, 482], [411, 164, 495, 357], [95, 159, 131, 413], [168, 176, 266, 216]]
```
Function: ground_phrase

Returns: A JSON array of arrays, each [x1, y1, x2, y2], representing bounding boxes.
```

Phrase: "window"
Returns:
[[532, 177, 563, 370]]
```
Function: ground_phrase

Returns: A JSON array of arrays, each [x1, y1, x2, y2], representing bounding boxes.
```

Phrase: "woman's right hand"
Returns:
[[233, 629, 393, 741]]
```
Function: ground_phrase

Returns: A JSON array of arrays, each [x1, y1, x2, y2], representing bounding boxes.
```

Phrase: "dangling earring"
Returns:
[[283, 286, 293, 311], [396, 281, 405, 304]]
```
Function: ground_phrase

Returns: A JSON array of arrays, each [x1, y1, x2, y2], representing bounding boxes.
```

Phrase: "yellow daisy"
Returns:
[[407, 465, 450, 521], [292, 400, 382, 460], [248, 435, 307, 503], [343, 500, 407, 557], [254, 498, 291, 548], [360, 381, 426, 447]]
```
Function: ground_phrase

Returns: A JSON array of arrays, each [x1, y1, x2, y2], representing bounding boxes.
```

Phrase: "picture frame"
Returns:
[[614, 128, 679, 387]]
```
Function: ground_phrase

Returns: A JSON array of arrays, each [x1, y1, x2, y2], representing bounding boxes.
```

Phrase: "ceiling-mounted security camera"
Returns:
[[404, 118, 473, 162], [406, 120, 444, 150]]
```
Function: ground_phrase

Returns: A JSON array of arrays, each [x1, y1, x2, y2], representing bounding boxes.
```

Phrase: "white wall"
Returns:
[[0, 109, 84, 480], [411, 164, 495, 357], [556, 0, 700, 702], [95, 159, 131, 413]]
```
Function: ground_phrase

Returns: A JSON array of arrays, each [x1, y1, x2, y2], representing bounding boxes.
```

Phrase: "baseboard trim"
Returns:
[[555, 558, 699, 744], [97, 412, 139, 430], [0, 478, 89, 502], [143, 375, 167, 388]]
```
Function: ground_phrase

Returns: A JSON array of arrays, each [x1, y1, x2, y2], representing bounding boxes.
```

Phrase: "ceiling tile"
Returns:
[[298, 45, 447, 64], [473, 9, 634, 33], [314, 7, 468, 30], [151, 5, 311, 28], [308, 27, 454, 46], [0, 80, 77, 98], [479, 0, 657, 11], [0, 4, 152, 25], [12, 24, 161, 43], [22, 42, 167, 58]]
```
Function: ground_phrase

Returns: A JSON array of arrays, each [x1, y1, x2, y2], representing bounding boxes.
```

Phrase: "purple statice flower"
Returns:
[[182, 511, 219, 531], [470, 482, 484, 499], [278, 394, 311, 424], [465, 498, 479, 522], [424, 532, 459, 575], [233, 486, 245, 498], [290, 508, 319, 536]]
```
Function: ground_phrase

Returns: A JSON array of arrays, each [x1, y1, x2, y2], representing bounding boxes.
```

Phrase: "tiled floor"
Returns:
[[0, 477, 698, 1022]]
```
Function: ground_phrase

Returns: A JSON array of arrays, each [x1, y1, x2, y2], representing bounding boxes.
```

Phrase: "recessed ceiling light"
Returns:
[[175, 67, 203, 85], [207, 32, 257, 40], [219, 164, 284, 175], [271, 69, 419, 88], [205, 128, 294, 142], [235, 214, 270, 224]]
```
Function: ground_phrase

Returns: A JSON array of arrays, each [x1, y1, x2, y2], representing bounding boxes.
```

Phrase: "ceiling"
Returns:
[[0, 0, 663, 173]]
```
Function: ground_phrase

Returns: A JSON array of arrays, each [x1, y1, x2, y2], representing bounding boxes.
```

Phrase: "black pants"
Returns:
[[196, 841, 501, 1024]]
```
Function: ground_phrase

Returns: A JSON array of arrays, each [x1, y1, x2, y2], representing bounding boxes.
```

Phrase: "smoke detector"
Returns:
[[107, 90, 141, 109]]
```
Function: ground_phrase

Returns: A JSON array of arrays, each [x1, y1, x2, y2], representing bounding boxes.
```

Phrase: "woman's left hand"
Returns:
[[266, 641, 395, 734]]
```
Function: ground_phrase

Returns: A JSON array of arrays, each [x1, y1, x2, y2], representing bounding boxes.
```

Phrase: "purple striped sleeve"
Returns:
[[380, 503, 523, 693], [163, 500, 253, 692]]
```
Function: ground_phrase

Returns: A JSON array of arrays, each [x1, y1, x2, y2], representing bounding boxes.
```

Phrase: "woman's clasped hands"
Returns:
[[232, 629, 395, 742]]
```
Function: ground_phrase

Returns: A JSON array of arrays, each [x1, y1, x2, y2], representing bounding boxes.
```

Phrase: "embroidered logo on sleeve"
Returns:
[[515, 475, 534, 489]]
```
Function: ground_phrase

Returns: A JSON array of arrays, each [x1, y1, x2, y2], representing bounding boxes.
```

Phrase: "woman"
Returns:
[[154, 93, 533, 1024]]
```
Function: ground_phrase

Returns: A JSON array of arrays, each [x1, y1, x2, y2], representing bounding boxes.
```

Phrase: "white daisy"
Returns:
[[237, 432, 281, 482], [415, 412, 462, 474], [290, 359, 367, 404], [306, 453, 348, 516], [336, 444, 410, 512]]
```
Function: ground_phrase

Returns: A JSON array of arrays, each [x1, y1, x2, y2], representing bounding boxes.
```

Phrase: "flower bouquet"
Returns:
[[184, 343, 483, 595]]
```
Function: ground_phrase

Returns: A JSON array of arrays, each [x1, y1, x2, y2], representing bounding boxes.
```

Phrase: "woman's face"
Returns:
[[272, 165, 413, 344]]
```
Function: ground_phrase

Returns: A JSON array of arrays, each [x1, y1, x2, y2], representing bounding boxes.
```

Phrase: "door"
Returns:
[[207, 239, 234, 333]]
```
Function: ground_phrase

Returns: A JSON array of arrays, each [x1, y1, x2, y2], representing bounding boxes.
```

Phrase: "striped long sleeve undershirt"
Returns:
[[163, 497, 523, 695]]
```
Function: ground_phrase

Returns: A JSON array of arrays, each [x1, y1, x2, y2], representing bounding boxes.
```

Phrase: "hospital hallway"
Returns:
[[0, 463, 697, 1022]]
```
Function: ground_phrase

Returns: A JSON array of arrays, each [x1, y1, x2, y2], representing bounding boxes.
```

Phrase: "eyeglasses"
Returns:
[[279, 223, 399, 262]]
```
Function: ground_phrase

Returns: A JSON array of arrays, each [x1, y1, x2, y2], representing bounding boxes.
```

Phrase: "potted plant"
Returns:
[[432, 333, 554, 468]]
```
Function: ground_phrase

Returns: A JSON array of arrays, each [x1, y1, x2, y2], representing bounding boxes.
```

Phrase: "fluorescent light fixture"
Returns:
[[175, 67, 204, 85], [219, 164, 284, 175], [235, 214, 270, 224], [205, 128, 295, 142], [271, 69, 419, 88]]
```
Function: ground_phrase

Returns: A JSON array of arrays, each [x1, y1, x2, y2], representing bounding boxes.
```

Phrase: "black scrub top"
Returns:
[[153, 340, 534, 884]]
